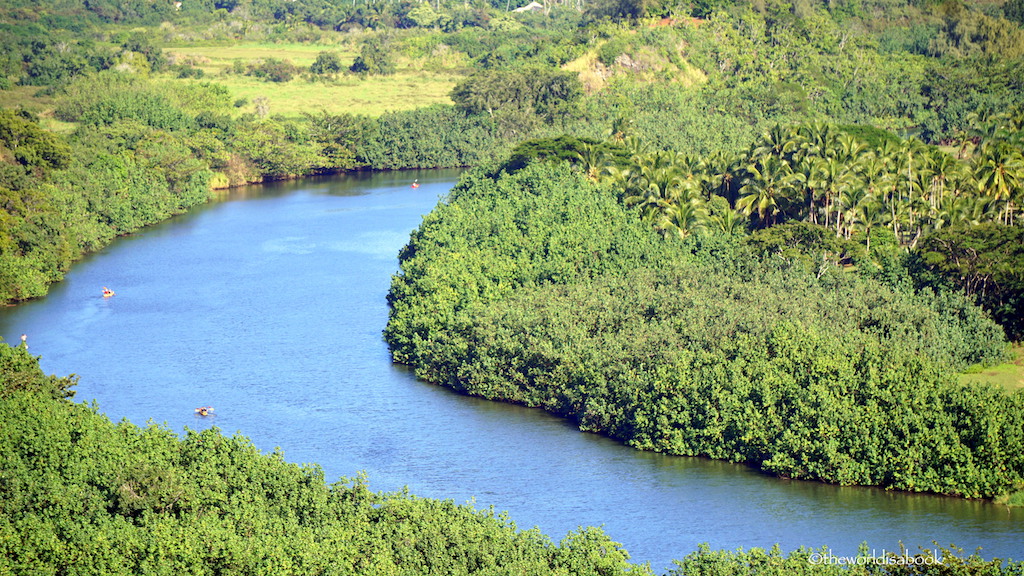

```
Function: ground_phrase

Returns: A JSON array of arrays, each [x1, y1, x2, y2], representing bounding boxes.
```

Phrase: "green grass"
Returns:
[[168, 43, 343, 74], [0, 86, 77, 132], [188, 72, 458, 119], [960, 343, 1024, 393], [166, 42, 461, 118], [4, 40, 463, 123]]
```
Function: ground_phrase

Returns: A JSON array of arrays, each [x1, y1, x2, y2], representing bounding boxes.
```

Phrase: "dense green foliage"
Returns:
[[597, 117, 1024, 241], [580, 115, 1024, 339], [350, 36, 397, 76], [451, 68, 583, 121], [4, 341, 1024, 574], [668, 544, 1024, 576], [0, 0, 1022, 502], [0, 80, 217, 302], [0, 341, 647, 575], [359, 105, 504, 170], [912, 224, 1024, 341], [0, 0, 1022, 568], [385, 162, 1024, 500]]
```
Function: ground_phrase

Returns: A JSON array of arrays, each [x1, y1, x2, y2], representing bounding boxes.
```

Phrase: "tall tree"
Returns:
[[737, 155, 797, 227], [974, 142, 1024, 225]]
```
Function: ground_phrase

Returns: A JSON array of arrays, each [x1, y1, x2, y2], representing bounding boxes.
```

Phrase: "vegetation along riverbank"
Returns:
[[385, 160, 1024, 502], [1, 0, 1023, 571], [3, 342, 1024, 574]]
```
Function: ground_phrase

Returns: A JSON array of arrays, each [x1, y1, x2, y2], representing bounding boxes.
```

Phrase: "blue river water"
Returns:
[[1, 169, 1021, 572]]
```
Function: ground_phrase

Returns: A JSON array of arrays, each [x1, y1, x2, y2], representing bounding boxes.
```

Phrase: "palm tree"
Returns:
[[656, 197, 709, 240], [603, 165, 637, 201], [708, 208, 748, 235], [816, 156, 860, 234], [838, 187, 872, 239], [605, 114, 636, 143], [966, 108, 1007, 150], [836, 132, 868, 164], [623, 151, 684, 219], [933, 194, 986, 230], [1004, 107, 1024, 148], [789, 155, 822, 224], [622, 135, 647, 157], [926, 150, 965, 211], [850, 198, 886, 255], [737, 155, 798, 227], [576, 143, 609, 182], [751, 124, 800, 162], [701, 150, 743, 207], [951, 128, 973, 160], [796, 121, 837, 163], [973, 142, 1024, 225]]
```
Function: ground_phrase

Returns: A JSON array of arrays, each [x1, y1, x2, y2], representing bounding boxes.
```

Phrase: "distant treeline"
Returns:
[[385, 161, 1024, 501], [5, 0, 1024, 141]]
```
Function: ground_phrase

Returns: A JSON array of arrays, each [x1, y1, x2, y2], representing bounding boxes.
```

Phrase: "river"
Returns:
[[1, 170, 1021, 572]]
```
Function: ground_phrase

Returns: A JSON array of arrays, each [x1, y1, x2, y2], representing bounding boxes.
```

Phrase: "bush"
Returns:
[[247, 58, 299, 82], [350, 37, 395, 75], [309, 51, 343, 74], [913, 224, 1024, 341]]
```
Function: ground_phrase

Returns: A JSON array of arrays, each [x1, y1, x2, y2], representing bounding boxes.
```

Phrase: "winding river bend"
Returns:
[[1, 170, 1021, 572]]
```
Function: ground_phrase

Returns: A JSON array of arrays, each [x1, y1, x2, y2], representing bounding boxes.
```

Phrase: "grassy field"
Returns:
[[0, 40, 461, 124], [186, 71, 458, 118], [168, 42, 345, 73], [167, 42, 460, 118], [961, 343, 1024, 393], [0, 86, 77, 132]]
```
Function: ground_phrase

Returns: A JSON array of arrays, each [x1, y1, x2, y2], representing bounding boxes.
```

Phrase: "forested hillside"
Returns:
[[3, 0, 1024, 304]]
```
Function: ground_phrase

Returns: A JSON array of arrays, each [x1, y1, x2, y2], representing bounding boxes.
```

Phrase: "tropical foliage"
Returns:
[[597, 116, 1024, 245], [668, 543, 1024, 576], [0, 341, 647, 576], [4, 339, 1023, 576], [912, 224, 1024, 341], [385, 162, 1022, 500], [584, 114, 1024, 337], [0, 0, 1023, 569]]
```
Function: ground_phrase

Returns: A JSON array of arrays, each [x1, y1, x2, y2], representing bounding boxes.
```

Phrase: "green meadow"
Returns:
[[166, 42, 460, 118], [198, 72, 458, 118], [0, 86, 75, 132], [167, 42, 337, 71], [962, 344, 1024, 393]]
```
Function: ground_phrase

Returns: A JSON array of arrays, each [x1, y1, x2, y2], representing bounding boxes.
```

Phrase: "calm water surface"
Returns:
[[2, 170, 1021, 572]]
